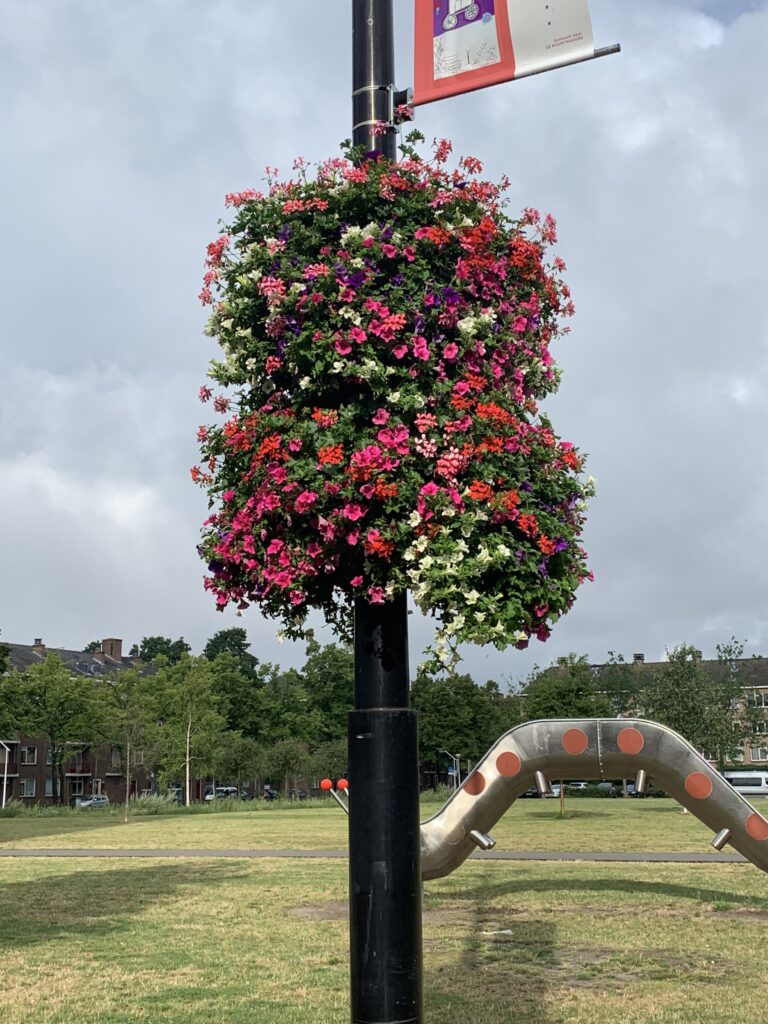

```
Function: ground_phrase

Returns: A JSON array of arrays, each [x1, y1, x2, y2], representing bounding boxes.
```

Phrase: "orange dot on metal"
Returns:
[[745, 813, 768, 841], [320, 778, 333, 791], [463, 771, 486, 796], [684, 772, 713, 800], [562, 728, 589, 755], [617, 727, 645, 755], [337, 778, 349, 790], [496, 752, 522, 778]]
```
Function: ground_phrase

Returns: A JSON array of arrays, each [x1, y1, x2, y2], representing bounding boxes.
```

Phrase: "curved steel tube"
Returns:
[[420, 718, 768, 880]]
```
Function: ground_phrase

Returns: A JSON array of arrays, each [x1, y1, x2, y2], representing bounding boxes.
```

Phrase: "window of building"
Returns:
[[20, 746, 37, 765], [44, 778, 61, 798], [46, 749, 53, 765], [70, 779, 84, 797], [749, 747, 768, 762], [19, 778, 36, 798]]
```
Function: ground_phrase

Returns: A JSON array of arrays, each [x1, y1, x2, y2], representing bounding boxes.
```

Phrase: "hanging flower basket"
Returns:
[[193, 133, 593, 665]]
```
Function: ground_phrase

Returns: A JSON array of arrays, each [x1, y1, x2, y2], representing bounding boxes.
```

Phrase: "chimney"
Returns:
[[101, 638, 123, 660], [633, 653, 645, 664], [32, 638, 46, 658]]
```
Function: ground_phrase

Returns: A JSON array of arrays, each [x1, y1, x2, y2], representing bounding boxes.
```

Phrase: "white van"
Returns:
[[722, 771, 768, 796]]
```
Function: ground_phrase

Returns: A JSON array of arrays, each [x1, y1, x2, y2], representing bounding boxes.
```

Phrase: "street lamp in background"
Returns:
[[439, 749, 461, 791]]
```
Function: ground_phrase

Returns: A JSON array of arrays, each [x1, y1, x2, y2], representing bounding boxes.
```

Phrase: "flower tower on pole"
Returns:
[[193, 3, 596, 1019]]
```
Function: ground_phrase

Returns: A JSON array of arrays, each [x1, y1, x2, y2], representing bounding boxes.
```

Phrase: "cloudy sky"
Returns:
[[2, 1, 766, 685]]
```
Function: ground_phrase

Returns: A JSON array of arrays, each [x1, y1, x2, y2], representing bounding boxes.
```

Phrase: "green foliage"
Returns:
[[299, 640, 353, 743], [0, 630, 10, 675], [153, 656, 226, 802], [261, 737, 311, 795], [520, 654, 613, 720], [309, 739, 348, 780], [214, 732, 262, 789], [412, 669, 518, 763], [12, 654, 106, 804], [641, 642, 746, 765], [133, 636, 191, 665], [83, 640, 101, 653]]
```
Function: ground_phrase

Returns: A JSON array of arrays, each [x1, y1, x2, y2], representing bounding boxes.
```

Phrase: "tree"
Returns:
[[412, 670, 518, 766], [132, 636, 191, 665], [13, 654, 105, 805], [154, 656, 226, 805], [310, 739, 348, 781], [83, 640, 101, 653], [594, 652, 644, 717], [261, 738, 310, 797], [300, 641, 354, 744], [100, 669, 158, 822], [214, 733, 262, 792], [208, 651, 272, 738], [641, 644, 744, 766], [0, 631, 10, 675], [203, 628, 257, 674], [260, 669, 324, 747], [520, 654, 613, 721]]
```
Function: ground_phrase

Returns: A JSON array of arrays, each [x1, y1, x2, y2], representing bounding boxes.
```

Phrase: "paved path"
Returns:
[[0, 848, 749, 863]]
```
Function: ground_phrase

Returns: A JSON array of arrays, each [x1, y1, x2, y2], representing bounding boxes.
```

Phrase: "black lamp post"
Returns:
[[348, 6, 423, 1022]]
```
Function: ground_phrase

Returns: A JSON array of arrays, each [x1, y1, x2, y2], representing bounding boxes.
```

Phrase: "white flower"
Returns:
[[331, 361, 345, 373], [340, 225, 363, 243], [466, 590, 480, 605], [408, 511, 421, 527], [299, 376, 312, 389], [474, 612, 486, 623], [496, 543, 512, 559], [386, 391, 400, 403], [457, 316, 476, 337]]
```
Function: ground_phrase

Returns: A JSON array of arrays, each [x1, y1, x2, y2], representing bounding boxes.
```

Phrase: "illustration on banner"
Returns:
[[433, 0, 500, 79]]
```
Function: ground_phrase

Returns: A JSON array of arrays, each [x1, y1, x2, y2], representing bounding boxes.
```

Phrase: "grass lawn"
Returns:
[[0, 797, 749, 855], [1, 855, 767, 1023]]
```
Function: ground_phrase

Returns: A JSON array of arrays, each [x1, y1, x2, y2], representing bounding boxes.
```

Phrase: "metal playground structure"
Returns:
[[327, 718, 768, 881]]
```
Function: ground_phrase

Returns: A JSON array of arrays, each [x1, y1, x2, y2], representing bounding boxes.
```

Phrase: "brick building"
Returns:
[[1, 637, 156, 807]]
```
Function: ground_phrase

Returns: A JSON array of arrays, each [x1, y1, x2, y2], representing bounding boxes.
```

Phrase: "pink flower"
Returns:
[[295, 490, 319, 513], [381, 243, 398, 258], [350, 576, 364, 588], [443, 342, 459, 361], [359, 484, 376, 499], [372, 408, 390, 426], [368, 585, 386, 603], [342, 502, 367, 521], [413, 337, 430, 361], [288, 438, 303, 452], [349, 327, 367, 344], [222, 490, 236, 502], [334, 337, 353, 356], [346, 529, 360, 546], [392, 344, 408, 359]]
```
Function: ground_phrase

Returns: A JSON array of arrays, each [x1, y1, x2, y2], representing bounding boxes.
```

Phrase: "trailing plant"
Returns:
[[193, 133, 593, 666]]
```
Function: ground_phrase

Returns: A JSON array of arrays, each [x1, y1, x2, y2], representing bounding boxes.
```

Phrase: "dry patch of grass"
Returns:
[[1, 856, 767, 1022]]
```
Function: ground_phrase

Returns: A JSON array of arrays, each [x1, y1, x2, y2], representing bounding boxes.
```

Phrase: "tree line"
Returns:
[[1, 629, 764, 809]]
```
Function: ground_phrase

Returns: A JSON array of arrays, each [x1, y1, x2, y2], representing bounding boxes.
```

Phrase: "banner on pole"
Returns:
[[414, 0, 598, 106]]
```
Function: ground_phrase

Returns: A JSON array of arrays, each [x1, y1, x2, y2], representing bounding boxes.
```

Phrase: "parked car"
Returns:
[[595, 781, 621, 797], [289, 788, 308, 801], [205, 786, 238, 801], [79, 794, 110, 810], [566, 781, 590, 792]]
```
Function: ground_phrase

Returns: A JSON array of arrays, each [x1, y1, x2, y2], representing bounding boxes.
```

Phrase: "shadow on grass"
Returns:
[[0, 861, 246, 951], [441, 873, 768, 911], [0, 813, 132, 845], [428, 882, 557, 1023]]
